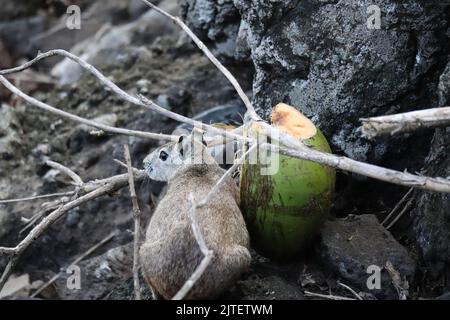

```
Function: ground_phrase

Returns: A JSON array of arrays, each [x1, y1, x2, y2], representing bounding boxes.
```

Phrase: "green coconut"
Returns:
[[240, 103, 336, 261]]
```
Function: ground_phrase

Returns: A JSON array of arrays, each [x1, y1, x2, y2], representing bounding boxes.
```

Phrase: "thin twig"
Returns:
[[0, 75, 175, 141], [381, 188, 414, 226], [361, 107, 450, 139], [31, 232, 116, 298], [385, 198, 414, 230], [172, 193, 213, 300], [45, 159, 84, 186], [124, 145, 142, 300], [141, 0, 260, 121], [0, 192, 74, 204], [337, 281, 363, 300], [304, 290, 356, 301]]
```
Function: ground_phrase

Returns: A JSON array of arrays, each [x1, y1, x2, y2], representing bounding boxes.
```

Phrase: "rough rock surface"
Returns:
[[319, 214, 416, 299], [410, 128, 450, 283]]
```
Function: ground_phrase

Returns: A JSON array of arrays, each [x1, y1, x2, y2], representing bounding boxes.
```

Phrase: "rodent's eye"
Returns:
[[159, 150, 169, 161]]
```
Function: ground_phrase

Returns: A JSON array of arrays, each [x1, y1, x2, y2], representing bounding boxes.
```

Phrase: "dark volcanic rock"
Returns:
[[230, 275, 304, 300], [410, 128, 450, 282], [319, 214, 416, 299]]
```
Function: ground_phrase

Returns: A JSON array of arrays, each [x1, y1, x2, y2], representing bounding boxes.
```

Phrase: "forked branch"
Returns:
[[361, 107, 450, 139]]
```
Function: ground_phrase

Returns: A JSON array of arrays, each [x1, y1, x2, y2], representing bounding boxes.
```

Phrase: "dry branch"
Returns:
[[197, 143, 257, 208], [0, 258, 18, 293], [124, 145, 142, 300], [385, 198, 414, 230], [1, 0, 450, 299], [0, 167, 146, 292], [0, 192, 74, 204], [361, 107, 450, 139]]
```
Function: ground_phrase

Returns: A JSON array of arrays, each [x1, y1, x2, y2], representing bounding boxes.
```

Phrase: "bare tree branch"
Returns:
[[361, 107, 450, 139], [197, 143, 257, 208], [0, 192, 74, 204], [141, 0, 260, 121], [0, 168, 147, 292], [254, 122, 450, 193], [273, 143, 450, 193], [337, 281, 363, 300], [124, 145, 142, 300], [304, 290, 356, 301], [30, 232, 116, 298], [381, 188, 414, 226], [0, 75, 175, 141], [0, 50, 245, 142], [385, 198, 414, 230], [0, 258, 19, 293], [172, 193, 213, 300]]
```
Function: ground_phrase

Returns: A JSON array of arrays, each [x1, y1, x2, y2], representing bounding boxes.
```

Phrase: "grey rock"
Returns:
[[438, 62, 450, 106], [410, 128, 450, 280], [319, 214, 416, 299], [181, 0, 449, 161]]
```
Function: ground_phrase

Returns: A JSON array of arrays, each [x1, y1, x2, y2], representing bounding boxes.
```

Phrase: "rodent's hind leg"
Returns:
[[139, 239, 172, 299], [219, 245, 251, 286]]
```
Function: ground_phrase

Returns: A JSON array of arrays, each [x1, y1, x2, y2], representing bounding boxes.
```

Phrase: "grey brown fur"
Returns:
[[139, 133, 251, 299]]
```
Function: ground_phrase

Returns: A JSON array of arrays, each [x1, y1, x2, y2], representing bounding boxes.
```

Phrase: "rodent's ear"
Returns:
[[177, 135, 189, 157], [201, 134, 207, 146], [192, 128, 207, 147]]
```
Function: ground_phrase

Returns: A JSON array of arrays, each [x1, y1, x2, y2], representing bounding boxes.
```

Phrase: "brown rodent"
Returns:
[[139, 131, 251, 299]]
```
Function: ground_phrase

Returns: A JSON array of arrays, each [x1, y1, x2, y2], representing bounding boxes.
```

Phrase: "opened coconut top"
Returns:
[[271, 103, 317, 140]]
